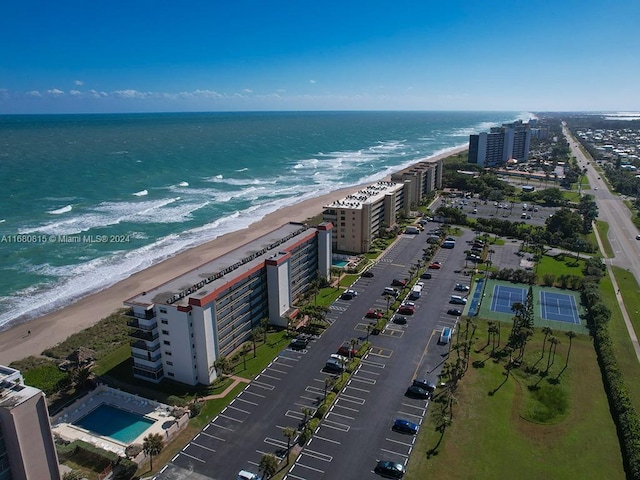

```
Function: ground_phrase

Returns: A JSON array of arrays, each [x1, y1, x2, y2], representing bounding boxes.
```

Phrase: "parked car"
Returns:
[[289, 336, 309, 350], [398, 303, 415, 315], [428, 262, 441, 269], [447, 308, 462, 316], [341, 289, 357, 300], [324, 358, 344, 373], [454, 284, 470, 292], [393, 315, 408, 325], [405, 385, 429, 399], [362, 270, 375, 277], [392, 419, 419, 435], [439, 327, 452, 344], [420, 272, 432, 279], [412, 379, 436, 394], [450, 295, 467, 305], [337, 342, 358, 357], [238, 470, 262, 480], [366, 309, 384, 319], [391, 278, 407, 287], [374, 460, 406, 479], [383, 287, 399, 297]]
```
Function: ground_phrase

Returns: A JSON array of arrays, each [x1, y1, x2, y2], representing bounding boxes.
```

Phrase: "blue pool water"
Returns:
[[332, 260, 349, 268], [74, 404, 154, 444]]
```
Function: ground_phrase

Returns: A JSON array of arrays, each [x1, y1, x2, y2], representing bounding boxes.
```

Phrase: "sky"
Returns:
[[1, 0, 639, 114]]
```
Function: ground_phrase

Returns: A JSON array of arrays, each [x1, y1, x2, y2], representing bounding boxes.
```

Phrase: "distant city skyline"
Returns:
[[1, 0, 639, 114]]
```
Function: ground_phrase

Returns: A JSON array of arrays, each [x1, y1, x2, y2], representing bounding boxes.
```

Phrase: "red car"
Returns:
[[428, 262, 442, 269], [398, 304, 415, 315], [366, 309, 384, 319], [337, 342, 359, 357], [391, 279, 407, 287]]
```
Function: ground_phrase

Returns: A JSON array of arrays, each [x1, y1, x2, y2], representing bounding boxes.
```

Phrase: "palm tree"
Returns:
[[72, 365, 92, 390], [564, 331, 577, 368], [240, 343, 252, 371], [324, 377, 335, 400], [541, 327, 553, 358], [210, 355, 232, 377], [260, 317, 269, 342], [282, 426, 297, 464], [300, 407, 314, 426], [250, 328, 262, 357], [349, 338, 358, 359], [485, 321, 495, 349], [259, 453, 279, 479], [142, 433, 164, 471], [546, 337, 559, 371]]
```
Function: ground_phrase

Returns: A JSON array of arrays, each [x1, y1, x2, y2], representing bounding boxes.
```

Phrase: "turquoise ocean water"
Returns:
[[0, 111, 527, 329]]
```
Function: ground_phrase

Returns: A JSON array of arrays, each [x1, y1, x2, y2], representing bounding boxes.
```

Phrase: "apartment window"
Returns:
[[165, 351, 172, 356], [159, 308, 167, 314], [163, 340, 171, 346], [167, 372, 174, 377], [166, 361, 173, 366], [162, 330, 169, 335], [161, 319, 168, 325], [341, 222, 345, 227]]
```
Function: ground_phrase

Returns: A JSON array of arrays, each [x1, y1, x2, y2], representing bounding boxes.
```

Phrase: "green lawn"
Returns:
[[595, 220, 614, 258], [604, 268, 640, 413], [406, 321, 625, 479], [536, 254, 585, 281]]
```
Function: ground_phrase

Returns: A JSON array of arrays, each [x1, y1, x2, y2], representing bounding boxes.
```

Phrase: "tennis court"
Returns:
[[472, 279, 586, 333]]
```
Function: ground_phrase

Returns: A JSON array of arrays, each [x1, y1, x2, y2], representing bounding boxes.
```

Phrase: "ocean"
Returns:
[[0, 111, 528, 330]]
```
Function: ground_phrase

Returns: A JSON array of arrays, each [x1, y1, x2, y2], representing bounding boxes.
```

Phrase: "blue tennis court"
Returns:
[[490, 285, 527, 314], [539, 291, 581, 324]]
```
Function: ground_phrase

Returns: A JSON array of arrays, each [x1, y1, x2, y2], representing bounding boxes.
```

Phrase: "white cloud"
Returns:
[[309, 80, 316, 84], [74, 80, 84, 86], [26, 90, 42, 97], [243, 88, 253, 94], [69, 90, 82, 96], [47, 89, 64, 96], [112, 89, 146, 99]]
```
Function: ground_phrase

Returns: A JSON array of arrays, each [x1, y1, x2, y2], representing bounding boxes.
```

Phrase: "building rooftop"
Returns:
[[0, 365, 40, 409], [323, 181, 402, 210], [125, 222, 315, 307]]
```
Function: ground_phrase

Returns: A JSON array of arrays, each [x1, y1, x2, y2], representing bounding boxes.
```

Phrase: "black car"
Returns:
[[324, 358, 344, 373], [362, 270, 375, 277], [374, 460, 405, 478], [420, 272, 432, 279], [392, 419, 419, 435], [405, 385, 429, 399], [289, 336, 309, 350], [393, 316, 408, 325], [412, 379, 436, 394], [447, 308, 462, 316]]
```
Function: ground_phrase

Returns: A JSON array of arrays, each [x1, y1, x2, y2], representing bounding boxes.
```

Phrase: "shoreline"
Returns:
[[0, 146, 468, 365]]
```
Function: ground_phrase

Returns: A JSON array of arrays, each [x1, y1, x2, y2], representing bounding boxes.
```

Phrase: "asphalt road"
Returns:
[[156, 227, 477, 480]]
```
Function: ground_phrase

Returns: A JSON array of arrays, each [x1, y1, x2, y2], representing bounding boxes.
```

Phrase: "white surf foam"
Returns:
[[178, 181, 189, 187], [48, 205, 72, 215], [132, 189, 148, 196]]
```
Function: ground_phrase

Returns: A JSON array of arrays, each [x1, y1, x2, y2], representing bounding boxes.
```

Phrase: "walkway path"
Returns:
[[199, 375, 250, 401]]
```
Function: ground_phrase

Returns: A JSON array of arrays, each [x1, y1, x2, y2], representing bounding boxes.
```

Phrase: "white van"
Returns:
[[384, 287, 399, 297], [439, 327, 452, 344], [238, 471, 261, 480], [449, 295, 467, 305]]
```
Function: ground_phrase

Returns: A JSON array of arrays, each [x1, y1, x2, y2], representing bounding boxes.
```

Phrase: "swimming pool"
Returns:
[[332, 260, 349, 268], [74, 404, 154, 444]]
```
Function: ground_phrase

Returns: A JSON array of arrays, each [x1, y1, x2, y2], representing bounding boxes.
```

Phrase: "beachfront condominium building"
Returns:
[[124, 222, 332, 386], [0, 366, 61, 480], [468, 120, 532, 168], [322, 181, 406, 254], [390, 156, 444, 210]]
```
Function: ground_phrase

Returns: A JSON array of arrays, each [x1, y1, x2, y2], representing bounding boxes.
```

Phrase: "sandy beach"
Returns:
[[0, 147, 467, 365]]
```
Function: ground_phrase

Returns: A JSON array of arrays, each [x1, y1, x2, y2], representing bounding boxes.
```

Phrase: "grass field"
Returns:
[[595, 220, 614, 258], [536, 254, 585, 281], [406, 321, 625, 479]]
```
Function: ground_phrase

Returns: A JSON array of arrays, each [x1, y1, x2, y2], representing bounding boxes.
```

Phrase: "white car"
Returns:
[[454, 284, 470, 292]]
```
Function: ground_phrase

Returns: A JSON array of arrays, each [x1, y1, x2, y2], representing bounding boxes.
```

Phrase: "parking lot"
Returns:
[[436, 197, 557, 227], [158, 226, 479, 480]]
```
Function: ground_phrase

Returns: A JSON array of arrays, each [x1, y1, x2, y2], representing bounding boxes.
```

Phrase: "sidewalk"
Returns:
[[199, 375, 250, 401]]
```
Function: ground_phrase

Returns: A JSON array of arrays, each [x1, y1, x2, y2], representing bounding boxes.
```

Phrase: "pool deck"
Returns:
[[51, 385, 186, 456]]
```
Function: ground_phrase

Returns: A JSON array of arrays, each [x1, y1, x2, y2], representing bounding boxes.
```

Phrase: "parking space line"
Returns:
[[326, 411, 355, 421], [177, 451, 206, 463], [252, 381, 275, 390], [300, 395, 320, 402], [313, 435, 341, 445], [357, 368, 381, 376], [333, 402, 359, 413], [360, 359, 386, 368], [380, 447, 409, 458], [322, 420, 350, 432], [218, 413, 243, 423], [397, 410, 423, 420], [286, 410, 305, 420], [227, 404, 251, 414], [339, 394, 365, 405], [305, 386, 325, 395], [199, 430, 226, 442], [296, 461, 325, 473], [189, 441, 216, 453], [401, 402, 427, 412], [303, 449, 333, 462], [275, 359, 296, 367], [269, 368, 289, 375], [345, 384, 370, 393], [258, 373, 282, 381], [386, 437, 414, 447], [208, 420, 234, 432], [286, 472, 307, 480], [234, 397, 258, 406], [368, 348, 393, 358], [242, 390, 265, 398], [350, 376, 376, 385], [265, 437, 288, 449], [277, 355, 299, 362]]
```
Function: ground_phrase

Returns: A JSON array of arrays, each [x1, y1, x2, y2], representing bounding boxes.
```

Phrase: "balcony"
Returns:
[[127, 318, 157, 331], [124, 307, 156, 320], [129, 330, 159, 342], [133, 363, 164, 376], [130, 340, 161, 352], [132, 352, 162, 362]]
